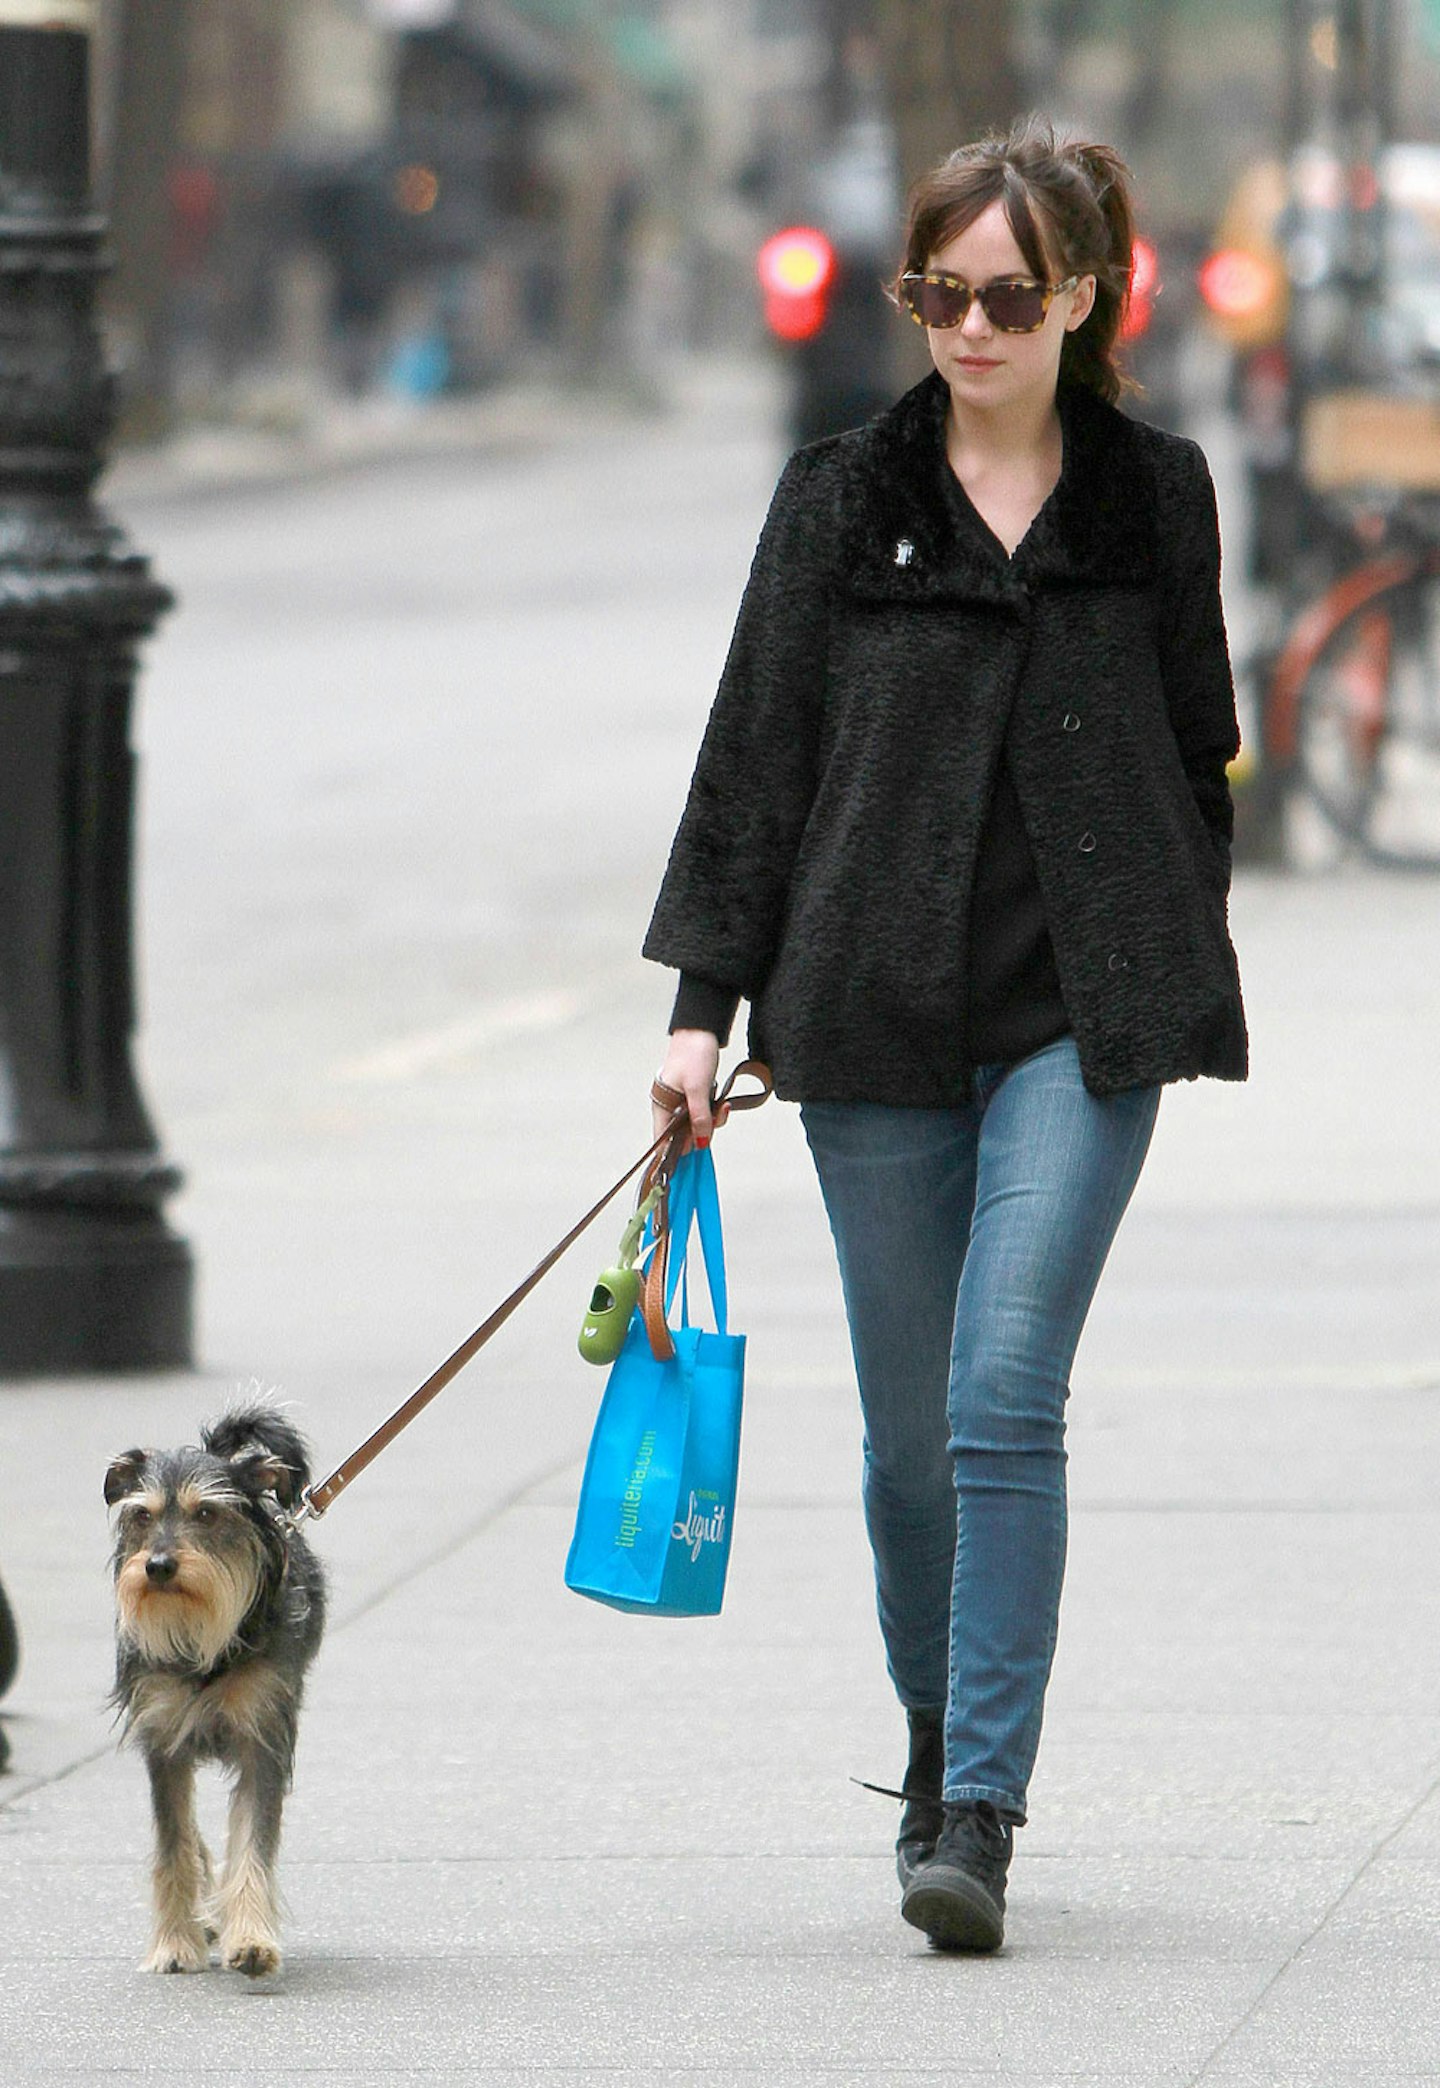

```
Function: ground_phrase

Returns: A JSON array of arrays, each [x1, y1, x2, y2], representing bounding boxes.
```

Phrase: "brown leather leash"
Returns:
[[290, 1059, 773, 1526]]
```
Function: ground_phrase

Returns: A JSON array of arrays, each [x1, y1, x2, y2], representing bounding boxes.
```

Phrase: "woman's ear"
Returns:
[[1065, 274, 1098, 331]]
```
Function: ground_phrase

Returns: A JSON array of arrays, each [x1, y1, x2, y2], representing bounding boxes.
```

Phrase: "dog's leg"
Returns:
[[198, 1833, 219, 1942], [217, 1746, 286, 1977], [142, 1752, 210, 1973]]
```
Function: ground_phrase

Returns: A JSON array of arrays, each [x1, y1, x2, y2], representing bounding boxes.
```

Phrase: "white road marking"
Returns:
[[332, 987, 585, 1085]]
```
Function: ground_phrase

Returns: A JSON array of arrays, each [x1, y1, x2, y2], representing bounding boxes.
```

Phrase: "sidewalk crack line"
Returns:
[[1185, 1761, 1440, 2084]]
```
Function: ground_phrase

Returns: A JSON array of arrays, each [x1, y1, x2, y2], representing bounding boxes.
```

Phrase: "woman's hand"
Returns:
[[653, 1029, 726, 1149]]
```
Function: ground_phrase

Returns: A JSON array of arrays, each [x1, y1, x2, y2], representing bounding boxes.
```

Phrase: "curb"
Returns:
[[102, 358, 782, 509]]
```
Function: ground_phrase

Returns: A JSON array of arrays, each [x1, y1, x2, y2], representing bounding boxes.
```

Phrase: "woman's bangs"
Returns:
[[1000, 172, 1062, 282], [908, 168, 1000, 273]]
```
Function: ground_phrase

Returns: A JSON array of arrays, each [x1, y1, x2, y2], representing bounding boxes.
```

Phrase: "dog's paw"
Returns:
[[225, 1939, 281, 1979], [142, 1928, 209, 1974]]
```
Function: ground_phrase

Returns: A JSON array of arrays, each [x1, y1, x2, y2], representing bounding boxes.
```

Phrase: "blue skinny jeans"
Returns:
[[801, 1037, 1159, 1824]]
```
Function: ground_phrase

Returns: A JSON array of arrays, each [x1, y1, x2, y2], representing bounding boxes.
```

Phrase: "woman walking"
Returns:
[[643, 116, 1246, 1953]]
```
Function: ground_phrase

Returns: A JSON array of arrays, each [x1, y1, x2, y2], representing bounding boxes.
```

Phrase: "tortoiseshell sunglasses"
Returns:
[[897, 271, 1080, 333]]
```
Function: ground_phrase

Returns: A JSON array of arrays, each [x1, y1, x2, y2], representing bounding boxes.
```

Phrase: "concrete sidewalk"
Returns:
[[2, 864, 1440, 2083]]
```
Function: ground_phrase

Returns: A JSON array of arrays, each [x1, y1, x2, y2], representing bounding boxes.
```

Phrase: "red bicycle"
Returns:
[[1256, 516, 1440, 869]]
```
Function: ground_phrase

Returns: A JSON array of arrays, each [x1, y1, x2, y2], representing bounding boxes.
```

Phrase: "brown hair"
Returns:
[[891, 114, 1138, 403]]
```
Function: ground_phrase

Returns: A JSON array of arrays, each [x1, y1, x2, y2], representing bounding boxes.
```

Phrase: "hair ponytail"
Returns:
[[1059, 138, 1137, 400], [893, 115, 1140, 404]]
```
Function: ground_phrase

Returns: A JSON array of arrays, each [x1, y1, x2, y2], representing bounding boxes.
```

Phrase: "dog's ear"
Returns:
[[229, 1450, 300, 1509], [104, 1451, 149, 1506]]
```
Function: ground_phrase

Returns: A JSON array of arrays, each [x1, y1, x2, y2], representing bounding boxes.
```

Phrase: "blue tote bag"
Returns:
[[565, 1147, 744, 1617]]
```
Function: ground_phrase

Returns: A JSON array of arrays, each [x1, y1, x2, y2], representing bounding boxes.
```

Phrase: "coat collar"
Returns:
[[838, 370, 1158, 607]]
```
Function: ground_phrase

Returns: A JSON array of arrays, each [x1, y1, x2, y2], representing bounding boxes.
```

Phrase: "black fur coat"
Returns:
[[644, 372, 1248, 1103]]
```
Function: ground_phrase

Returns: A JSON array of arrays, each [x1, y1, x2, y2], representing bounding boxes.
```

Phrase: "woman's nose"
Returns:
[[958, 294, 993, 341]]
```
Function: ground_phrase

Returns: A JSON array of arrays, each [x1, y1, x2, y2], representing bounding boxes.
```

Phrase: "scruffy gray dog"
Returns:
[[105, 1405, 325, 1976]]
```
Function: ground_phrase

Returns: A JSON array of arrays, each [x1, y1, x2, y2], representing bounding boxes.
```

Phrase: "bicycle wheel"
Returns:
[[1275, 554, 1440, 869]]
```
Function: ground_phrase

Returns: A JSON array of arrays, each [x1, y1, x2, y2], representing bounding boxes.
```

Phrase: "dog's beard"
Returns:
[[115, 1541, 263, 1672]]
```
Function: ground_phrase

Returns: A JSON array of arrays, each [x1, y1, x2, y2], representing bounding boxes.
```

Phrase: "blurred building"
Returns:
[[90, 0, 836, 430]]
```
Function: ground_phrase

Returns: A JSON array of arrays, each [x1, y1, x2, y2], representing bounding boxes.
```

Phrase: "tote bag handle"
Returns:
[[664, 1147, 727, 1332], [640, 1146, 727, 1359]]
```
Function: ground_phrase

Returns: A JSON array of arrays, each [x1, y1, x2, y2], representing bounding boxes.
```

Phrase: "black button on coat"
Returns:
[[644, 372, 1248, 1104]]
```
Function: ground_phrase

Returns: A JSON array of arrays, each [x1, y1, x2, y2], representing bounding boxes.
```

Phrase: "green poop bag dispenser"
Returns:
[[578, 1189, 658, 1364]]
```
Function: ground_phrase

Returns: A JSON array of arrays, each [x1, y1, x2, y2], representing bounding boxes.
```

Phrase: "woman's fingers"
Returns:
[[653, 1030, 721, 1149], [686, 1080, 715, 1148]]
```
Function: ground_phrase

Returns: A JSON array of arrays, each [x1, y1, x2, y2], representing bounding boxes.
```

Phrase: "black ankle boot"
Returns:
[[900, 1800, 1013, 1952], [895, 1706, 945, 1889]]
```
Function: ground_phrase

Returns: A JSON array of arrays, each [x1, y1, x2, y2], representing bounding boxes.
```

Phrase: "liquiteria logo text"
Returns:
[[672, 1490, 727, 1562], [614, 1430, 657, 1550]]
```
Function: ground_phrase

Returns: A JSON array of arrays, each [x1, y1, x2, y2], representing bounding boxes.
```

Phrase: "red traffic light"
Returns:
[[1121, 235, 1160, 341], [1197, 246, 1279, 322], [757, 226, 837, 342], [758, 226, 835, 297]]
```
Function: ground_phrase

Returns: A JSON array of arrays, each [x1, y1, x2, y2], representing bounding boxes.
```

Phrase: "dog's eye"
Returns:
[[129, 1506, 153, 1527], [193, 1502, 217, 1524]]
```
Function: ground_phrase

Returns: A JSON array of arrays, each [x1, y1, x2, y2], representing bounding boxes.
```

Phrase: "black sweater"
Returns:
[[940, 459, 1070, 1065]]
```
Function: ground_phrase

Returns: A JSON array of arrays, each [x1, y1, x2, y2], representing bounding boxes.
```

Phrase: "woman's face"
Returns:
[[923, 198, 1095, 418]]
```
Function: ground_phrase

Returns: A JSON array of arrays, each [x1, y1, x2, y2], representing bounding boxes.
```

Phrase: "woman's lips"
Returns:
[[956, 355, 1001, 369]]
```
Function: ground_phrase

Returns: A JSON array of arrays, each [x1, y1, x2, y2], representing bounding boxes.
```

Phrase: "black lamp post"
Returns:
[[0, 3, 191, 1371]]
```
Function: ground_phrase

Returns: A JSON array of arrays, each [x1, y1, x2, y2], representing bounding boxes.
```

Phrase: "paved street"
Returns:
[[2, 363, 1439, 2083]]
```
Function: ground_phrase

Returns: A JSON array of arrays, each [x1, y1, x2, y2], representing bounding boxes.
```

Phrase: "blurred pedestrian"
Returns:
[[643, 115, 1246, 1953], [302, 157, 403, 396]]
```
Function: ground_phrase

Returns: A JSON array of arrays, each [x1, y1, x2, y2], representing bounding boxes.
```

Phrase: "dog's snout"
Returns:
[[144, 1551, 179, 1586]]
